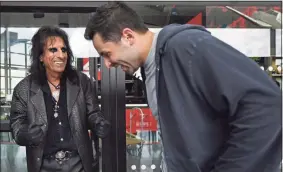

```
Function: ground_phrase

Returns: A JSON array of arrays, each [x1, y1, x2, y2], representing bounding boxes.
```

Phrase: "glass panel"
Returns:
[[126, 107, 162, 171], [0, 77, 5, 96], [208, 28, 271, 57], [0, 69, 3, 77], [10, 69, 26, 78], [1, 28, 6, 96], [10, 77, 24, 91], [11, 54, 26, 66], [0, 51, 5, 66], [276, 29, 282, 57], [64, 28, 100, 57]]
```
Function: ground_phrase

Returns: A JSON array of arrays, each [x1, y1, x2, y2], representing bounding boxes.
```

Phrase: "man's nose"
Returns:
[[56, 50, 64, 58]]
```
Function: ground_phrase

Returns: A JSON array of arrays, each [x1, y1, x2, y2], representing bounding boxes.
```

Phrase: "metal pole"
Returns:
[[89, 57, 95, 81], [94, 57, 98, 94], [8, 34, 11, 94], [0, 28, 2, 95], [265, 28, 276, 72], [101, 55, 126, 172], [270, 28, 276, 69], [25, 41, 28, 76], [4, 28, 8, 97]]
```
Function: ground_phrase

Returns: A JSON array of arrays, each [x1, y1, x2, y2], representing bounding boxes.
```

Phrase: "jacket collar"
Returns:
[[29, 72, 80, 123]]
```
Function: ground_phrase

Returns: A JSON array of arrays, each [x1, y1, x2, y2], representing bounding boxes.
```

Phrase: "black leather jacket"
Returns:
[[10, 71, 107, 172]]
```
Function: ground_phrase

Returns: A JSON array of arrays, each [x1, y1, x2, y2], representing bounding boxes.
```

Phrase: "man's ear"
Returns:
[[121, 28, 134, 45]]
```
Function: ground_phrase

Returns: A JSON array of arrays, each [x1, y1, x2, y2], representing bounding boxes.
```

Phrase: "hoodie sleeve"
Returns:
[[171, 31, 282, 171]]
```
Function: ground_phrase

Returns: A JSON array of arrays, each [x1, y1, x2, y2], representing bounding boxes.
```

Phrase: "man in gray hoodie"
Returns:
[[84, 2, 282, 172]]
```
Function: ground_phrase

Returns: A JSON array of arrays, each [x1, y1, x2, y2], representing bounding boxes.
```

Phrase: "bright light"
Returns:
[[260, 66, 264, 70], [151, 164, 156, 169], [141, 165, 146, 170], [268, 66, 273, 71], [131, 165, 136, 170]]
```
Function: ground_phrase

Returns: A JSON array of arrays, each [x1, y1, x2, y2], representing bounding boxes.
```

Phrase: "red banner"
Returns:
[[126, 108, 158, 133]]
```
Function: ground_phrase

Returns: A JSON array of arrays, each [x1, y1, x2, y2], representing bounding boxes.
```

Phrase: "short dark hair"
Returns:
[[29, 25, 77, 84], [84, 1, 148, 42]]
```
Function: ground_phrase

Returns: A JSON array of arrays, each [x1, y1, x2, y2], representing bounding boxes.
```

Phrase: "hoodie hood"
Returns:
[[156, 24, 210, 53]]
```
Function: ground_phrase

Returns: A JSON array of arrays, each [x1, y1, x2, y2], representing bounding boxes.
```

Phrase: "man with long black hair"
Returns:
[[10, 26, 110, 172], [85, 2, 282, 172]]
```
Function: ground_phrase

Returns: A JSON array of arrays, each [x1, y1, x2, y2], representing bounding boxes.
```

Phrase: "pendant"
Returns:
[[52, 91, 60, 98], [54, 112, 58, 118]]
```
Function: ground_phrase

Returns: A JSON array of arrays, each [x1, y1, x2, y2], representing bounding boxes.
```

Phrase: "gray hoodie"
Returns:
[[154, 24, 282, 172]]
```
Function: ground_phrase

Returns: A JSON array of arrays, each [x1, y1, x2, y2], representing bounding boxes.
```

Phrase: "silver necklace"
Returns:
[[54, 102, 59, 118], [48, 80, 60, 89], [52, 90, 60, 118], [52, 90, 60, 101]]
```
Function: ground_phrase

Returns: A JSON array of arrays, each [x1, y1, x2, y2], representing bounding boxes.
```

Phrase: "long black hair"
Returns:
[[29, 25, 77, 84]]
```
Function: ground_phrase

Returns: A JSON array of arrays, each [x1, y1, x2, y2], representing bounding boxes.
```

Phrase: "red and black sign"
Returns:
[[185, 6, 281, 28], [206, 6, 281, 28]]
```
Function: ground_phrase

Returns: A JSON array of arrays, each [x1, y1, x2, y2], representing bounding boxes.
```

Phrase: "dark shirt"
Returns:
[[41, 76, 77, 155]]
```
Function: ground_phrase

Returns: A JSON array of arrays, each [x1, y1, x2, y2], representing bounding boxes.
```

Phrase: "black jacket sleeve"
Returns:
[[10, 80, 29, 145], [172, 32, 282, 171]]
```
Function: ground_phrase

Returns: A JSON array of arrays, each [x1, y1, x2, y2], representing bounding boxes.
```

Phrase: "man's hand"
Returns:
[[94, 118, 111, 138], [17, 124, 44, 146]]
